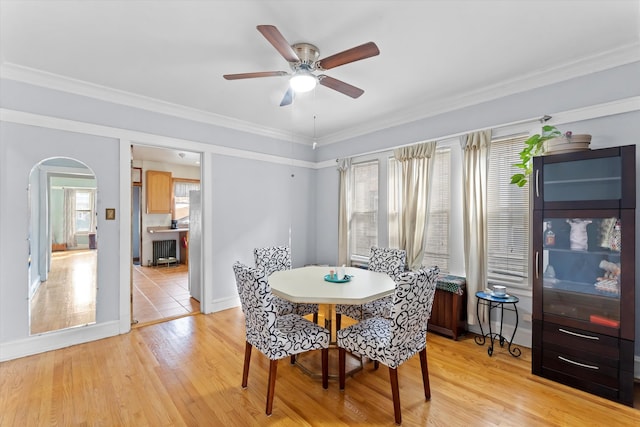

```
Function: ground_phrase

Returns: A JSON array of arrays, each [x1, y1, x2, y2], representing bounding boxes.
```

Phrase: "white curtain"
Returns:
[[89, 189, 97, 233], [63, 188, 77, 248], [461, 130, 492, 325], [337, 158, 351, 267], [393, 141, 436, 270]]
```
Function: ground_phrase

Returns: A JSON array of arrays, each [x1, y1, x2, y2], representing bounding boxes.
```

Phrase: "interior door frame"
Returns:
[[128, 143, 204, 325]]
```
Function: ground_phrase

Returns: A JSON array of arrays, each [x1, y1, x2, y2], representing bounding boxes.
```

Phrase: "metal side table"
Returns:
[[474, 291, 521, 357]]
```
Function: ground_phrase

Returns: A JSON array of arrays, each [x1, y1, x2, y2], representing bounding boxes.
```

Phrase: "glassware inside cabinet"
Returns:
[[542, 216, 622, 328]]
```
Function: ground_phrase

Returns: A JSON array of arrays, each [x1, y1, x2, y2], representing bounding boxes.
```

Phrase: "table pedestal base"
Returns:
[[294, 347, 362, 380]]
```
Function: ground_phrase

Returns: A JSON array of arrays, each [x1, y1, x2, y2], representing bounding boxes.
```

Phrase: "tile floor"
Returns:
[[132, 263, 200, 326]]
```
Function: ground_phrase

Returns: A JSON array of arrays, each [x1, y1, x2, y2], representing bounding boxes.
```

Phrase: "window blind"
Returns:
[[350, 160, 379, 258], [423, 148, 450, 272], [487, 135, 530, 287]]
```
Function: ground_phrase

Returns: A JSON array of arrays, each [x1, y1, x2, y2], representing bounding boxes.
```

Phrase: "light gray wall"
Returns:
[[0, 122, 120, 342], [0, 60, 639, 363], [312, 61, 640, 359], [314, 62, 640, 162], [0, 77, 318, 359], [0, 79, 316, 163]]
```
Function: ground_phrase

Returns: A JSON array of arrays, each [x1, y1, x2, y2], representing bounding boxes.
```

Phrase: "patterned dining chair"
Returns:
[[335, 247, 407, 330], [232, 262, 330, 415], [254, 246, 319, 324], [337, 266, 439, 425]]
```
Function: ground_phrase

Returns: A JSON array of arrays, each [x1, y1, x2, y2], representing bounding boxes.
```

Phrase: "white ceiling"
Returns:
[[2, 0, 639, 152]]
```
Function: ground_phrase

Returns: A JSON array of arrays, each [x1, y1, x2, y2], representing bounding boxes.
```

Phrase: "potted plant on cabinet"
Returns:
[[510, 125, 591, 187]]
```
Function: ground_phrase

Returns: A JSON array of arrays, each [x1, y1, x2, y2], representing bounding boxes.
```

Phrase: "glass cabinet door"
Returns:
[[541, 215, 622, 329], [533, 145, 634, 210], [542, 156, 621, 203]]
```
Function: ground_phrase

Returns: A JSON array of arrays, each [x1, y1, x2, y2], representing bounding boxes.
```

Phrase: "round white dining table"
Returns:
[[269, 266, 396, 379], [269, 266, 395, 305]]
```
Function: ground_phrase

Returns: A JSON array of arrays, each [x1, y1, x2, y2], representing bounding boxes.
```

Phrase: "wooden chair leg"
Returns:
[[321, 348, 329, 389], [374, 360, 379, 370], [313, 312, 318, 324], [266, 359, 278, 415], [290, 355, 296, 364], [336, 313, 342, 331], [242, 341, 252, 388], [389, 367, 401, 425], [419, 348, 431, 399], [338, 347, 346, 390]]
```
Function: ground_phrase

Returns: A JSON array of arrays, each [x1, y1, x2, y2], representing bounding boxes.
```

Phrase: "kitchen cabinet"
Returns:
[[532, 145, 635, 406], [146, 170, 172, 214]]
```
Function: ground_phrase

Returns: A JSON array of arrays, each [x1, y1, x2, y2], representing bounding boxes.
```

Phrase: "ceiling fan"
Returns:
[[223, 25, 380, 106]]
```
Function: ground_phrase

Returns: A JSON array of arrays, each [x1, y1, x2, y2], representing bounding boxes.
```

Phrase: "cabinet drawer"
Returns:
[[542, 322, 619, 359], [541, 348, 619, 389]]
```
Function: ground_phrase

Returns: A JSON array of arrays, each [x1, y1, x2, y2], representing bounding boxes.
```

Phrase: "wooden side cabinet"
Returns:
[[532, 145, 635, 406], [146, 170, 172, 214]]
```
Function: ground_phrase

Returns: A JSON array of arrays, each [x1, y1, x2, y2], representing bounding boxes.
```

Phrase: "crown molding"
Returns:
[[2, 41, 639, 148], [319, 42, 640, 145], [0, 62, 310, 144], [0, 108, 317, 170]]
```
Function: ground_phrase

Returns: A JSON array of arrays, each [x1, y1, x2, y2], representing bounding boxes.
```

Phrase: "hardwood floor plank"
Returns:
[[1, 308, 638, 426]]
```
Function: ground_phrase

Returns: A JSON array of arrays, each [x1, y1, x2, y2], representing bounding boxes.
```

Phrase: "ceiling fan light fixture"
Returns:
[[289, 71, 317, 93]]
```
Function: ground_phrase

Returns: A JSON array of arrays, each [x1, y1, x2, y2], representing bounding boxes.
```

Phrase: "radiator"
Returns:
[[152, 239, 177, 266]]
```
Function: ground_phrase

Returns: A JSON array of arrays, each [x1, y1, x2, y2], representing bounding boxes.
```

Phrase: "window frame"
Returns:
[[74, 189, 94, 234], [172, 178, 200, 224]]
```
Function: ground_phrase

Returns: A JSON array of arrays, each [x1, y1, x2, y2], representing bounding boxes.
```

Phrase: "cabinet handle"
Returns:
[[558, 356, 599, 370], [558, 328, 599, 340], [535, 251, 539, 279], [535, 168, 540, 198]]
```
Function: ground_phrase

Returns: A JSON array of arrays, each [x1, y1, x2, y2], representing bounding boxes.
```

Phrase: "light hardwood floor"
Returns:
[[30, 250, 97, 334], [1, 308, 638, 426]]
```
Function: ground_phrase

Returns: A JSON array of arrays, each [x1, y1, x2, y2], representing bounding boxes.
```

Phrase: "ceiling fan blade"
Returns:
[[280, 87, 295, 107], [317, 42, 380, 70], [223, 71, 288, 80], [318, 75, 364, 98], [257, 25, 300, 63]]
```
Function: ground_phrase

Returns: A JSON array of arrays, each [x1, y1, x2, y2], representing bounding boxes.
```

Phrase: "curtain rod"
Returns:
[[336, 114, 551, 162]]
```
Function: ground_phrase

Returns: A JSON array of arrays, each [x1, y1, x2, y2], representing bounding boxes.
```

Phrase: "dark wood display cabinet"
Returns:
[[531, 145, 635, 406]]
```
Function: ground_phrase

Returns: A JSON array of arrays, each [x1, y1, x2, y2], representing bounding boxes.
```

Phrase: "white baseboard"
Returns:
[[0, 320, 120, 362], [205, 295, 240, 315]]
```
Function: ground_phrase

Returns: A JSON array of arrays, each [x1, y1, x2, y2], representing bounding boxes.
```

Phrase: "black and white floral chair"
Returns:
[[254, 246, 319, 324], [337, 266, 439, 425], [232, 261, 330, 416], [335, 247, 407, 330]]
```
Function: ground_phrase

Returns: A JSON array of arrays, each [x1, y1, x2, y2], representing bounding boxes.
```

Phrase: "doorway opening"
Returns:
[[130, 145, 202, 326]]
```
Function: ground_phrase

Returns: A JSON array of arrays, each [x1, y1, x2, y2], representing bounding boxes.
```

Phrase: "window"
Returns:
[[350, 160, 378, 259], [74, 190, 94, 232], [487, 135, 530, 288], [389, 148, 450, 272], [423, 147, 450, 271], [388, 158, 400, 249], [173, 180, 200, 225]]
